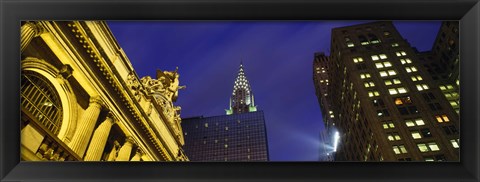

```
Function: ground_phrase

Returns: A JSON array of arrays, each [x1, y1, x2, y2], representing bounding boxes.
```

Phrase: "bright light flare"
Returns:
[[333, 131, 340, 152]]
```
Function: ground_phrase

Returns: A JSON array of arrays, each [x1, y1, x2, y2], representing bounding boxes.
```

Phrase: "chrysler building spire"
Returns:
[[226, 62, 257, 115]]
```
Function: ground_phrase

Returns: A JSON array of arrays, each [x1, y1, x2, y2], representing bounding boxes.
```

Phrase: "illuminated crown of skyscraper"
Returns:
[[226, 62, 257, 115]]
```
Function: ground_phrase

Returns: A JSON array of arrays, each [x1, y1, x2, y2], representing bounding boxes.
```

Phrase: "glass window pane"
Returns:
[[417, 144, 429, 152], [412, 132, 422, 139], [428, 143, 440, 151]]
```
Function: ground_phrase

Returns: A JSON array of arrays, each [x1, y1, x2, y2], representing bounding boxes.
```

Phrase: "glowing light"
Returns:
[[333, 131, 340, 152], [43, 102, 53, 107]]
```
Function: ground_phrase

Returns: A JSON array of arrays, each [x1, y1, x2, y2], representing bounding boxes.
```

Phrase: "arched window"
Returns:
[[21, 72, 63, 135]]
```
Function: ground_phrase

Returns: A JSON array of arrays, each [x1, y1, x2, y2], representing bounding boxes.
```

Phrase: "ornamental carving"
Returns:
[[138, 68, 186, 142], [127, 72, 145, 102]]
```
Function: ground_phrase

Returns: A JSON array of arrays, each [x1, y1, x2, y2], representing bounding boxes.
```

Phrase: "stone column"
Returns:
[[115, 137, 134, 161], [107, 141, 120, 161], [68, 96, 103, 158], [130, 149, 143, 161], [21, 21, 45, 53], [83, 113, 116, 161]]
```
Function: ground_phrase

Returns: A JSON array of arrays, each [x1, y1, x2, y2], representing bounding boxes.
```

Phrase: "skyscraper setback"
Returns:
[[181, 63, 269, 161], [314, 21, 459, 161]]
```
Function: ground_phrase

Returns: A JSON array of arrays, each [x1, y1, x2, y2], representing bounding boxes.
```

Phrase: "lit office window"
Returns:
[[387, 133, 402, 141], [411, 131, 422, 139], [388, 87, 407, 95], [429, 143, 440, 151], [388, 70, 397, 76], [405, 118, 425, 127], [347, 42, 355, 47], [364, 81, 375, 88], [391, 43, 399, 47], [393, 145, 407, 154], [368, 91, 380, 97], [396, 51, 407, 57], [424, 157, 435, 162], [353, 57, 364, 63], [417, 144, 429, 152], [375, 61, 392, 69], [405, 66, 418, 73], [380, 71, 388, 77], [371, 54, 388, 61], [435, 114, 450, 123], [383, 121, 395, 129], [393, 78, 402, 84], [385, 78, 401, 86], [385, 80, 392, 86], [416, 84, 429, 91], [450, 139, 460, 148], [415, 118, 425, 125], [400, 58, 412, 65], [379, 54, 388, 59], [360, 73, 371, 79], [379, 70, 397, 77], [417, 142, 440, 152], [450, 101, 459, 107], [411, 75, 423, 81], [440, 84, 455, 91]]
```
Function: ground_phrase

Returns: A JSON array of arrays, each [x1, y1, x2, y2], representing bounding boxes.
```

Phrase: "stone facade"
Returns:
[[20, 21, 188, 161]]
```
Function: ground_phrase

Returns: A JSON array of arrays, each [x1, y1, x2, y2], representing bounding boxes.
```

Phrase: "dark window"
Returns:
[[356, 63, 367, 70], [372, 99, 385, 107], [443, 125, 458, 135], [429, 103, 443, 111], [420, 128, 432, 137], [408, 106, 419, 114], [422, 93, 436, 102], [435, 155, 446, 161], [398, 107, 409, 115]]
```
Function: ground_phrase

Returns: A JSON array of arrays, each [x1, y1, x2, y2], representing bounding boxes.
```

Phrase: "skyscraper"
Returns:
[[313, 53, 336, 161], [417, 21, 460, 115], [181, 63, 269, 161], [314, 21, 459, 161], [226, 63, 257, 115]]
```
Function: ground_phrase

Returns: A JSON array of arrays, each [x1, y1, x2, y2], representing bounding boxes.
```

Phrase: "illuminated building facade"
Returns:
[[314, 21, 459, 161], [226, 63, 257, 115], [313, 53, 335, 161], [417, 21, 460, 115], [20, 21, 188, 161], [181, 64, 268, 161]]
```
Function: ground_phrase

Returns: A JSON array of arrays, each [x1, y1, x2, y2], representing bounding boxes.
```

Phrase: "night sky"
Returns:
[[107, 21, 441, 161]]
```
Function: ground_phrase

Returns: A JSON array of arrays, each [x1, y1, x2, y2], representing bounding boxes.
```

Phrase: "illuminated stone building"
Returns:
[[20, 21, 188, 161], [314, 21, 459, 161], [181, 63, 269, 161]]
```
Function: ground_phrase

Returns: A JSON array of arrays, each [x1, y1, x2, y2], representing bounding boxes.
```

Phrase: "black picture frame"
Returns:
[[1, 0, 479, 181]]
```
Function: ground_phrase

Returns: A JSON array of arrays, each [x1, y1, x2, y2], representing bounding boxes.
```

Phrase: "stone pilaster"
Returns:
[[130, 149, 143, 161], [115, 137, 135, 161], [83, 113, 115, 161], [107, 141, 120, 161], [21, 21, 45, 53], [68, 96, 103, 158]]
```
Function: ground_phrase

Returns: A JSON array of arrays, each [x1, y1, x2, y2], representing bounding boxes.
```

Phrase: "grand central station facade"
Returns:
[[20, 21, 189, 161]]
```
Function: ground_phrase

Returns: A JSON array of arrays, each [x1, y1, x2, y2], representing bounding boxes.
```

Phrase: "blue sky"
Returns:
[[107, 21, 441, 161]]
